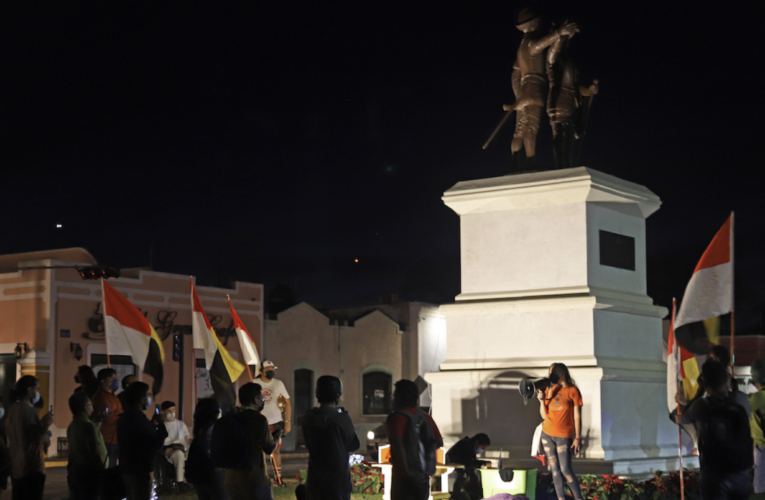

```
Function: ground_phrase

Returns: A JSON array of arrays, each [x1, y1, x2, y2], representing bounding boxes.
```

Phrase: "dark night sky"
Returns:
[[2, 2, 764, 332]]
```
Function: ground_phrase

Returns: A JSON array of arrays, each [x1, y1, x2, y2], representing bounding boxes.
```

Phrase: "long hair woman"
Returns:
[[190, 398, 226, 500], [536, 363, 583, 500]]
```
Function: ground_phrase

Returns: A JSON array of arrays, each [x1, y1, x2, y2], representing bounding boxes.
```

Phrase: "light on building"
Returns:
[[56, 224, 62, 228], [14, 342, 28, 359], [70, 342, 83, 361], [367, 430, 375, 440], [354, 259, 359, 263]]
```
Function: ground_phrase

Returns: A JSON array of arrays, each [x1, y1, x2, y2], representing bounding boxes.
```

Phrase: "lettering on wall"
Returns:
[[81, 302, 237, 345]]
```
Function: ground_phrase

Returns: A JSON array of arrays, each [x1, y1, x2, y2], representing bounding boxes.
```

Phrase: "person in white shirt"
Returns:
[[257, 360, 291, 481], [160, 400, 192, 491]]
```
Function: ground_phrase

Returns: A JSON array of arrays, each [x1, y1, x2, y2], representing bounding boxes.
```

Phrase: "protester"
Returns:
[[118, 375, 137, 410], [67, 392, 106, 500], [750, 358, 765, 494], [386, 379, 443, 500], [223, 382, 277, 500], [257, 360, 291, 481], [160, 400, 192, 491], [91, 368, 124, 468], [6, 375, 53, 500], [74, 366, 99, 399], [0, 397, 9, 500], [679, 359, 751, 499], [302, 375, 360, 500], [708, 345, 738, 391], [537, 363, 583, 500], [446, 433, 491, 500], [188, 398, 226, 500], [117, 382, 167, 500]]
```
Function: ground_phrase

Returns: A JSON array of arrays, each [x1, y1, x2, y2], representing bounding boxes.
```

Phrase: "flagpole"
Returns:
[[673, 298, 685, 500], [101, 279, 112, 368], [730, 212, 735, 367]]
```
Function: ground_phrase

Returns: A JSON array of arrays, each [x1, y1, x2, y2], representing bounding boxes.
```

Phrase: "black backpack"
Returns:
[[698, 392, 753, 473], [394, 409, 438, 476], [211, 410, 250, 469]]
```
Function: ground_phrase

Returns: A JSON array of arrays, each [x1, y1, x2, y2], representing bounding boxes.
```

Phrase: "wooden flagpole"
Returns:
[[673, 298, 685, 500], [102, 278, 112, 368]]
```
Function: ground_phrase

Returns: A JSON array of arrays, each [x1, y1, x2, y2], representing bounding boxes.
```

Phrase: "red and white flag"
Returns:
[[668, 299, 699, 412], [228, 295, 260, 370], [675, 214, 733, 349]]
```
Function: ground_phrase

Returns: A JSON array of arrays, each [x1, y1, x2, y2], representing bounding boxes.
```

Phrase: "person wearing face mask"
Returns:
[[257, 360, 291, 481], [118, 375, 137, 410], [91, 368, 124, 469], [6, 375, 54, 500], [537, 363, 583, 500], [224, 382, 276, 500], [117, 382, 168, 500], [160, 401, 192, 491], [446, 433, 492, 500], [66, 392, 107, 500]]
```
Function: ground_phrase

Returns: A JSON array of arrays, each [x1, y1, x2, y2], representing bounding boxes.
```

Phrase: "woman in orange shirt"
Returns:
[[536, 363, 583, 500]]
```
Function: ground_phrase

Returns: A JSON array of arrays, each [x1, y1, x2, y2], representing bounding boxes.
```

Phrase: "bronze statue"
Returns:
[[546, 30, 598, 169]]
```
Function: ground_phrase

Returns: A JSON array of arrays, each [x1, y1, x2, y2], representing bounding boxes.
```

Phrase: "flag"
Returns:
[[191, 278, 245, 406], [102, 280, 165, 395], [667, 299, 700, 413], [675, 214, 733, 353], [228, 295, 260, 375]]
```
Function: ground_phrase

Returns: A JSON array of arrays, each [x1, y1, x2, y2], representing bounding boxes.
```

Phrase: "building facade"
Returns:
[[0, 248, 263, 456]]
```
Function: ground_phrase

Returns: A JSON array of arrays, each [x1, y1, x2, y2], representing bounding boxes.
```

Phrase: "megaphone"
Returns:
[[518, 377, 552, 403]]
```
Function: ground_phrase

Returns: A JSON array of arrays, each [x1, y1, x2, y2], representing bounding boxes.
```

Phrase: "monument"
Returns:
[[425, 167, 694, 475]]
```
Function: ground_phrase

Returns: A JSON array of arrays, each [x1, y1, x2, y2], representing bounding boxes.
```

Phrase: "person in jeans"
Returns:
[[386, 379, 443, 500], [537, 363, 583, 500], [6, 375, 53, 500], [680, 359, 752, 500], [190, 398, 226, 500], [224, 383, 277, 500], [302, 375, 360, 500], [117, 382, 167, 500], [91, 368, 123, 468], [67, 392, 107, 500], [751, 358, 765, 494]]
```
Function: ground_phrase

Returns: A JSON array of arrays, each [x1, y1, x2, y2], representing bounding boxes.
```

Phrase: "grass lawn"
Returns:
[[158, 479, 383, 500]]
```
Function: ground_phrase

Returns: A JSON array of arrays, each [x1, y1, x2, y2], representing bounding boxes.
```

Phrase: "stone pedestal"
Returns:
[[425, 168, 693, 475]]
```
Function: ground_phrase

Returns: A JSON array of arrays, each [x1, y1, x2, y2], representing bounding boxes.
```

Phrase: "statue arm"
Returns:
[[511, 60, 521, 97], [528, 31, 559, 56]]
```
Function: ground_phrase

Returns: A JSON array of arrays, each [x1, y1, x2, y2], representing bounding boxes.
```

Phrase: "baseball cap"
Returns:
[[262, 360, 277, 370]]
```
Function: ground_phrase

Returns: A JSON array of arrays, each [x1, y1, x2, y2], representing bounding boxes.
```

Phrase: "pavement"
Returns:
[[8, 452, 309, 500]]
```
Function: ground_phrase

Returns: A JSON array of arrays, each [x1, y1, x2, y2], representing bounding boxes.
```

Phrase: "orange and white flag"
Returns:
[[228, 295, 260, 370]]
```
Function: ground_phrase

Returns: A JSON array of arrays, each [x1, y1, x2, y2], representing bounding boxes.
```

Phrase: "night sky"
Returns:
[[2, 2, 764, 333]]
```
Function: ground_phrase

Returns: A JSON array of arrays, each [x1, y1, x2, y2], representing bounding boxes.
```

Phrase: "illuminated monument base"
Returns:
[[425, 167, 696, 475]]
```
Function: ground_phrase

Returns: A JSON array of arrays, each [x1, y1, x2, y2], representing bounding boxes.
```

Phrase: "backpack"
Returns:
[[698, 392, 753, 473], [395, 409, 438, 476], [185, 427, 214, 485], [210, 411, 250, 469]]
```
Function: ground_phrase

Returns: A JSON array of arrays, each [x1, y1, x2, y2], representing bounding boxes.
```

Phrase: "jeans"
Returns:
[[105, 443, 119, 469], [755, 446, 765, 494], [11, 473, 46, 500], [701, 469, 749, 500], [541, 432, 582, 500]]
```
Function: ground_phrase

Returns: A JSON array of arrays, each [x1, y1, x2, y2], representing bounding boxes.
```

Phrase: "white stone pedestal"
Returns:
[[425, 167, 691, 475]]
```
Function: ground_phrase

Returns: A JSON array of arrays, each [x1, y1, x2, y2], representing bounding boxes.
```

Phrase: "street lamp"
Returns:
[[14, 342, 28, 359], [70, 342, 83, 361]]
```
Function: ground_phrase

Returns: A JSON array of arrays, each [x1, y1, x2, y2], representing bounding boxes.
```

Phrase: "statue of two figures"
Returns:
[[485, 8, 599, 171]]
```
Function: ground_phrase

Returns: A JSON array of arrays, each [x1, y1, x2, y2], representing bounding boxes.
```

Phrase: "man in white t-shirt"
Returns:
[[160, 401, 192, 491], [258, 360, 291, 481]]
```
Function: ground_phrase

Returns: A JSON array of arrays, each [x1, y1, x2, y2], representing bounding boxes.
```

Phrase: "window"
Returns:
[[362, 371, 392, 415], [599, 230, 635, 271]]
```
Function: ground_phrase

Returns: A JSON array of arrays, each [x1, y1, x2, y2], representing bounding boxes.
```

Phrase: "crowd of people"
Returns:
[[0, 347, 762, 500]]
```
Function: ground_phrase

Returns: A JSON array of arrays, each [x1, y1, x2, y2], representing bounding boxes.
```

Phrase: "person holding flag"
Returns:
[[258, 360, 291, 483]]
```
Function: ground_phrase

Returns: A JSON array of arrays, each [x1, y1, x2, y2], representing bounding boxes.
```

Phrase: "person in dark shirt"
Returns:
[[386, 380, 443, 500], [302, 375, 360, 500], [117, 375, 137, 411], [117, 382, 167, 500], [224, 383, 277, 500], [446, 434, 491, 500]]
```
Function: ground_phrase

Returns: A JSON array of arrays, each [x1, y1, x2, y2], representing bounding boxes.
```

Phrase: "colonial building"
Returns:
[[0, 248, 263, 457]]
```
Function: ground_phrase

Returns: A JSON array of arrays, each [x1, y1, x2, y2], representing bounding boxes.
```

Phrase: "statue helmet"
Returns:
[[516, 7, 542, 27]]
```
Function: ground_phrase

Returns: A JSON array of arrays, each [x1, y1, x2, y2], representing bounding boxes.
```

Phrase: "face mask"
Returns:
[[256, 397, 266, 412], [165, 412, 176, 422], [143, 397, 152, 410], [0, 408, 5, 419], [265, 370, 275, 380], [549, 373, 560, 385], [74, 375, 81, 384], [218, 409, 223, 419], [110, 379, 120, 391], [474, 448, 484, 455], [31, 391, 41, 405]]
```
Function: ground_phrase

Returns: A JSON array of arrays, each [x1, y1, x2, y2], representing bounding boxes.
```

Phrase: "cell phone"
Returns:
[[48, 405, 53, 414], [337, 406, 346, 413], [155, 404, 160, 415]]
